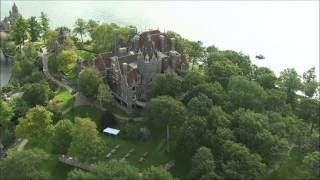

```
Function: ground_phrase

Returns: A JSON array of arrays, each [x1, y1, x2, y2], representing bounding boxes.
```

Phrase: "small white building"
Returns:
[[103, 127, 120, 136]]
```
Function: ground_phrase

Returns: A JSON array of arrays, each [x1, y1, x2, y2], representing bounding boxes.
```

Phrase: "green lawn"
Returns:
[[48, 88, 75, 112], [64, 105, 102, 129], [63, 105, 174, 170]]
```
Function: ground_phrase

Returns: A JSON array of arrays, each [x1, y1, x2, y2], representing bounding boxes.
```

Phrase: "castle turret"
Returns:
[[160, 35, 165, 52], [170, 38, 175, 51], [122, 62, 128, 75], [114, 29, 120, 55]]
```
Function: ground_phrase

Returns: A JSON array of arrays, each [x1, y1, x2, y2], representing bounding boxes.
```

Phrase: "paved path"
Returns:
[[42, 48, 73, 92], [16, 139, 28, 152]]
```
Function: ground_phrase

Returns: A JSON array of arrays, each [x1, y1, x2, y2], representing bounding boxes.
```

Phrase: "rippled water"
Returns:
[[1, 1, 319, 81]]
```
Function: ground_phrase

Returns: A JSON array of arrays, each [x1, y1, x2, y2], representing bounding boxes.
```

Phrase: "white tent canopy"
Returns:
[[103, 127, 120, 136]]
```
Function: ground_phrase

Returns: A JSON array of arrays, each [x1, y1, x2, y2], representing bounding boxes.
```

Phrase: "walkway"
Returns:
[[58, 154, 92, 171], [17, 139, 28, 152], [42, 48, 73, 92]]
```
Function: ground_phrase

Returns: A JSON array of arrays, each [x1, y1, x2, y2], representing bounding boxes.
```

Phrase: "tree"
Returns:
[[189, 41, 206, 69], [0, 100, 13, 127], [302, 67, 319, 97], [190, 147, 218, 179], [296, 97, 320, 133], [15, 106, 53, 145], [78, 67, 103, 99], [97, 83, 112, 107], [93, 160, 139, 179], [91, 23, 129, 53], [49, 119, 73, 154], [206, 60, 240, 88], [228, 76, 267, 112], [142, 166, 176, 180], [265, 89, 287, 113], [22, 81, 51, 106], [56, 50, 77, 75], [187, 93, 213, 117], [68, 117, 104, 162], [40, 12, 49, 43], [45, 29, 59, 52], [207, 106, 230, 132], [253, 67, 277, 89], [73, 18, 86, 43], [0, 148, 50, 180], [177, 116, 209, 155], [182, 70, 206, 90], [150, 72, 183, 98], [11, 16, 28, 50], [28, 16, 41, 42], [146, 96, 186, 152], [231, 109, 289, 165], [221, 140, 266, 180], [277, 68, 302, 106], [302, 151, 320, 180], [184, 82, 226, 106], [86, 19, 99, 36], [67, 169, 95, 180]]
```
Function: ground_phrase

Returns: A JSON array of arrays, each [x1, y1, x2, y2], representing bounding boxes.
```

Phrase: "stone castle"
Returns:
[[90, 29, 188, 112], [0, 3, 22, 32]]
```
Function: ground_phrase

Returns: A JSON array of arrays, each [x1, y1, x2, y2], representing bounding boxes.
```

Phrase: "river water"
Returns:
[[0, 1, 319, 86]]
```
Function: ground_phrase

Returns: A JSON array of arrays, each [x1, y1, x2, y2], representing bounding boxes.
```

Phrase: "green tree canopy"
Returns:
[[49, 119, 73, 154], [56, 50, 77, 76], [0, 100, 13, 126], [40, 12, 50, 43], [91, 23, 129, 53], [78, 67, 103, 99], [253, 67, 277, 89], [277, 68, 302, 106], [68, 117, 104, 163], [142, 166, 176, 180], [150, 72, 183, 98], [190, 146, 218, 179], [11, 16, 28, 49], [73, 18, 86, 43], [206, 60, 240, 88], [146, 96, 186, 152], [15, 106, 53, 146], [187, 93, 213, 117], [0, 148, 50, 180], [228, 76, 267, 112], [28, 16, 41, 42], [221, 140, 266, 180], [22, 81, 51, 106], [182, 70, 207, 90]]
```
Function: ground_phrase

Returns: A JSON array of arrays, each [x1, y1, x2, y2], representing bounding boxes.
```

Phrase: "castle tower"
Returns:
[[170, 38, 176, 51], [160, 35, 165, 52], [114, 29, 120, 55]]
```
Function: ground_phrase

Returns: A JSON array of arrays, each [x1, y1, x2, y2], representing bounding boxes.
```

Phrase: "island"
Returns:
[[0, 3, 319, 180]]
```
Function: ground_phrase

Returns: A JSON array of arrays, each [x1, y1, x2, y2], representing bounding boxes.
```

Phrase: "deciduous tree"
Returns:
[[68, 117, 104, 162], [146, 96, 186, 152], [15, 106, 53, 145]]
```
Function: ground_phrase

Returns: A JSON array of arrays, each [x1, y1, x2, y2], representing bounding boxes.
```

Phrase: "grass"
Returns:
[[101, 122, 170, 170], [64, 105, 102, 129], [63, 105, 174, 171], [48, 88, 75, 112]]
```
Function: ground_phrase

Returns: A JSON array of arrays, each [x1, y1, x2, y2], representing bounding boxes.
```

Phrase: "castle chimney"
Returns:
[[114, 29, 120, 55], [122, 62, 128, 75], [160, 35, 165, 52], [170, 38, 175, 51]]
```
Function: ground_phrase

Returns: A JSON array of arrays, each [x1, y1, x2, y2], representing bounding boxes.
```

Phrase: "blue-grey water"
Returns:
[[0, 1, 319, 87]]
